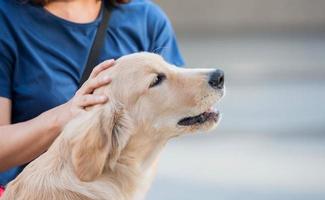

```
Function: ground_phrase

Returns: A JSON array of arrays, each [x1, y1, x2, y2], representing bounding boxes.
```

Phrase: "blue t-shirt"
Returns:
[[0, 0, 184, 186]]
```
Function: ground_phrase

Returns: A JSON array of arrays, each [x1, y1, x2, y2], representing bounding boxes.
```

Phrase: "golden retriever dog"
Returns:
[[2, 52, 225, 200]]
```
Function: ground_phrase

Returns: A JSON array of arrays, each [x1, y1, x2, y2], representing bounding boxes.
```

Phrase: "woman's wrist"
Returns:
[[38, 103, 71, 136]]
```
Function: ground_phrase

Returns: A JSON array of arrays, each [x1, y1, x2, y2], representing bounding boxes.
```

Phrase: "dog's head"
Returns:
[[66, 52, 225, 181]]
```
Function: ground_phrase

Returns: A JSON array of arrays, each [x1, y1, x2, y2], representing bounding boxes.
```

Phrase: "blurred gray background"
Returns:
[[148, 0, 325, 200]]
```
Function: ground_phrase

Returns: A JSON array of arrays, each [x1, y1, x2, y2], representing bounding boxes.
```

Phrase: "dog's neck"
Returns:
[[122, 130, 168, 169], [104, 128, 169, 200]]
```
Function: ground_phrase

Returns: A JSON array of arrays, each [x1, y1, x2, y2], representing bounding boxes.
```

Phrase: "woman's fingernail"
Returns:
[[106, 59, 114, 65], [99, 96, 108, 101], [103, 76, 111, 82]]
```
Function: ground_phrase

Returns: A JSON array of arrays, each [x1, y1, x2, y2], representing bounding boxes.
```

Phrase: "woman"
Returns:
[[0, 0, 184, 191]]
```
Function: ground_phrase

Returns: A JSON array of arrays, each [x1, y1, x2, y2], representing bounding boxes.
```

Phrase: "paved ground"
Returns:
[[147, 32, 325, 200]]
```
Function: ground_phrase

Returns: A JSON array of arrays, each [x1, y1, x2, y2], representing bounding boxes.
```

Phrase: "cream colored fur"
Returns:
[[2, 52, 224, 200]]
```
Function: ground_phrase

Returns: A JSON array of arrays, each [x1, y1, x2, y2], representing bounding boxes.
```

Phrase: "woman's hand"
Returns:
[[50, 59, 115, 131]]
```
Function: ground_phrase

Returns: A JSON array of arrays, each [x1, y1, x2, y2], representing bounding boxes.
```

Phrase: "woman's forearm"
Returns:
[[0, 105, 64, 172]]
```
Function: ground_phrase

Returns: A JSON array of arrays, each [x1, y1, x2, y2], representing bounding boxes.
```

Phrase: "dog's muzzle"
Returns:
[[177, 69, 224, 127]]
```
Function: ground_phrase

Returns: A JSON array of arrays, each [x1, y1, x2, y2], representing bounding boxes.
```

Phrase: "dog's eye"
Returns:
[[149, 73, 166, 88]]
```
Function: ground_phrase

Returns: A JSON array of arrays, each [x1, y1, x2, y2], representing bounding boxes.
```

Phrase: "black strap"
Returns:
[[79, 2, 112, 88]]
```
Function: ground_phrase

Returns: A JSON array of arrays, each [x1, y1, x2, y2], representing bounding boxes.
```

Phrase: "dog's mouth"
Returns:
[[177, 108, 220, 126]]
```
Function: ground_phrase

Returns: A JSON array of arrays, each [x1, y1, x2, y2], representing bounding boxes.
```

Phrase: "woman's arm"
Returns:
[[0, 59, 114, 172], [0, 97, 10, 126], [0, 98, 67, 172]]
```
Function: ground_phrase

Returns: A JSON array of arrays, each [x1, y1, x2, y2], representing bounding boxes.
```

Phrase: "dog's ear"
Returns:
[[70, 103, 133, 182]]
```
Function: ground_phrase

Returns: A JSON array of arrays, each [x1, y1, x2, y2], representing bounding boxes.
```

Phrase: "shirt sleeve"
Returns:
[[0, 56, 13, 99], [147, 3, 185, 67], [0, 13, 15, 99]]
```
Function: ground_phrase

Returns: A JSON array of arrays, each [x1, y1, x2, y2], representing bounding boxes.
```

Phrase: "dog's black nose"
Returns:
[[208, 69, 224, 89]]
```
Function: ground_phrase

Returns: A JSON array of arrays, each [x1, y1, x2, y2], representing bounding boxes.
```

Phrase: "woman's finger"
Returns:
[[78, 94, 108, 107], [80, 76, 111, 95], [90, 59, 115, 78]]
